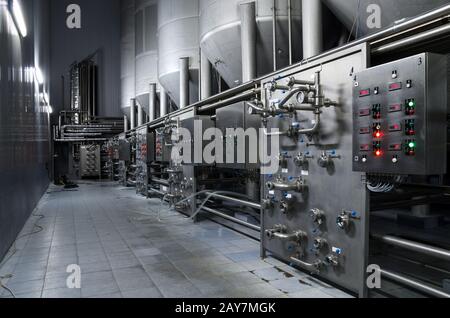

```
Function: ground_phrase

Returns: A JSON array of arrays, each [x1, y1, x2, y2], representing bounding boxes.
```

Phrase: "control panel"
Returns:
[[353, 53, 447, 175]]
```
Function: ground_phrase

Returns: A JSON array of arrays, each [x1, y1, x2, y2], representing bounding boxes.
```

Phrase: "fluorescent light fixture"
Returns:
[[9, 0, 27, 37], [35, 66, 44, 84]]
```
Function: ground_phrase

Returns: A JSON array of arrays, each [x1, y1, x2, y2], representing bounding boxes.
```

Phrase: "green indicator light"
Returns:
[[408, 142, 416, 148], [409, 102, 415, 107]]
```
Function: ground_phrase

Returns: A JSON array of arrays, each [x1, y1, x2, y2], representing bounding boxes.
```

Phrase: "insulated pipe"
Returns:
[[124, 115, 129, 132], [160, 86, 168, 117], [373, 235, 450, 262], [200, 50, 212, 99], [179, 57, 190, 109], [149, 83, 157, 122], [380, 269, 450, 298], [137, 102, 144, 127], [288, 0, 293, 65], [130, 99, 136, 130], [272, 0, 278, 71], [240, 1, 257, 82], [302, 0, 323, 59]]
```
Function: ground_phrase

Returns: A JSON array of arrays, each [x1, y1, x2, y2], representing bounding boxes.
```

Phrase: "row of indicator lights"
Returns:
[[358, 79, 413, 98]]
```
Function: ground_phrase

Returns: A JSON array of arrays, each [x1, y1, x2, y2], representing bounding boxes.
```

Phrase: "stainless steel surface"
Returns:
[[272, 0, 277, 71], [288, 0, 293, 65], [179, 57, 190, 109], [149, 83, 157, 122], [261, 44, 370, 296], [135, 0, 159, 113], [372, 24, 450, 54], [121, 0, 136, 114], [323, 0, 450, 38], [302, 0, 323, 58], [240, 1, 257, 82], [160, 86, 168, 117], [124, 115, 129, 132], [374, 235, 450, 262], [352, 53, 447, 175], [137, 101, 144, 126], [80, 145, 101, 178], [130, 98, 137, 130], [0, 0, 51, 260], [380, 269, 450, 298], [200, 0, 302, 87], [200, 49, 212, 99], [158, 0, 200, 107]]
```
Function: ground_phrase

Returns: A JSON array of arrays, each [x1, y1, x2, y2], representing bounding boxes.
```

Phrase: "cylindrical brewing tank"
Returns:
[[200, 0, 301, 87], [323, 0, 449, 38], [158, 0, 200, 107], [135, 0, 159, 116], [120, 0, 136, 115]]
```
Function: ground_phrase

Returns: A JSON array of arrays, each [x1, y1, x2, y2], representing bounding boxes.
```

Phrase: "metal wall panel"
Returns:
[[0, 1, 51, 260]]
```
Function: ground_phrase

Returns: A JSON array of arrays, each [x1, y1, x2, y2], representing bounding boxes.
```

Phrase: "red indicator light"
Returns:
[[375, 150, 382, 157], [389, 82, 402, 91], [359, 89, 371, 97], [376, 132, 381, 138]]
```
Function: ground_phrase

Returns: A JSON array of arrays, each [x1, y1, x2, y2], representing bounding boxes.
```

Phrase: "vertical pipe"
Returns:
[[130, 98, 136, 130], [124, 115, 129, 132], [200, 51, 212, 100], [149, 83, 157, 122], [179, 57, 190, 109], [272, 0, 277, 71], [160, 86, 168, 117], [137, 101, 144, 127], [302, 0, 323, 59], [288, 0, 293, 65], [240, 1, 257, 82]]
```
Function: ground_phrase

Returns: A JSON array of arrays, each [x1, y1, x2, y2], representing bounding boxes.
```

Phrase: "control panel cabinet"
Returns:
[[353, 53, 447, 175]]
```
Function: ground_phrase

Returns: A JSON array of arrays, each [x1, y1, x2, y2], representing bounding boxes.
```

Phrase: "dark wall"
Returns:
[[49, 0, 121, 117], [0, 0, 51, 261]]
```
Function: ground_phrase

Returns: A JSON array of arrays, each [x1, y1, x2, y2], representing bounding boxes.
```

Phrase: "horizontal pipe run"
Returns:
[[380, 269, 450, 298], [201, 206, 260, 232], [150, 178, 170, 187], [198, 89, 261, 113], [373, 235, 450, 262], [373, 23, 450, 54], [205, 192, 261, 210]]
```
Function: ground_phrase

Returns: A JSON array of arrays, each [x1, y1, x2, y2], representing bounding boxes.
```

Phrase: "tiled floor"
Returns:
[[0, 182, 352, 298]]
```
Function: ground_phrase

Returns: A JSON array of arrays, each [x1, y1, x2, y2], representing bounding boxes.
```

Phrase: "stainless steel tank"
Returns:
[[120, 0, 136, 115], [158, 0, 200, 107], [135, 0, 159, 113], [199, 0, 302, 88], [323, 0, 449, 38]]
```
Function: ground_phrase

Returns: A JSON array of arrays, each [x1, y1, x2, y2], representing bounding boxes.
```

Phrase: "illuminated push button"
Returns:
[[362, 156, 368, 163], [392, 156, 399, 164]]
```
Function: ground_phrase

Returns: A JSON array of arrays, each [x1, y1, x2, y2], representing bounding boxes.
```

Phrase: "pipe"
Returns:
[[302, 0, 323, 59], [240, 1, 257, 82], [200, 50, 212, 99], [373, 235, 450, 262], [201, 206, 260, 232], [130, 98, 136, 130], [160, 86, 168, 117], [290, 256, 322, 274], [151, 177, 170, 187], [137, 101, 144, 127], [272, 0, 277, 71], [380, 269, 450, 298], [288, 0, 293, 65], [266, 179, 306, 192], [205, 192, 262, 210], [179, 57, 190, 109], [149, 83, 157, 122], [198, 88, 261, 113], [372, 23, 450, 54]]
